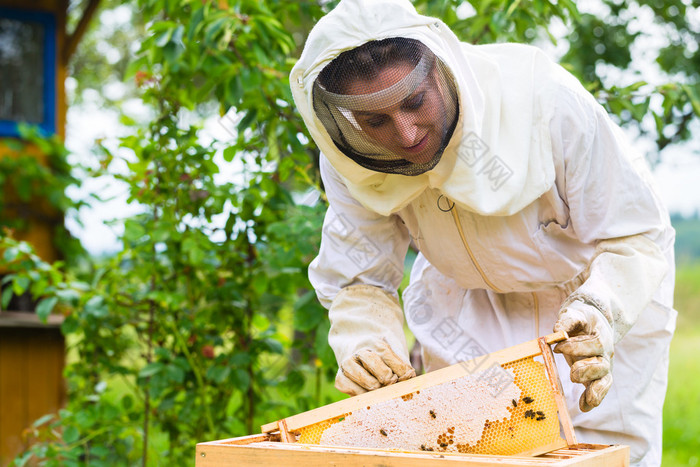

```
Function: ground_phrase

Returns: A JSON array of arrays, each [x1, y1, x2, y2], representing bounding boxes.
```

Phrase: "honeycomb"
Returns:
[[295, 356, 562, 455]]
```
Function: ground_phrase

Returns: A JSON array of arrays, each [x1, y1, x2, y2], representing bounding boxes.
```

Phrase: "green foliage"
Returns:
[[67, 0, 147, 106], [0, 125, 86, 263], [11, 1, 334, 465], [414, 0, 579, 44], [560, 0, 700, 156], [0, 235, 82, 320]]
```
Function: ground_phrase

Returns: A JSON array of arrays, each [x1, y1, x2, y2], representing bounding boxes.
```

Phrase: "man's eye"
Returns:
[[403, 92, 425, 110]]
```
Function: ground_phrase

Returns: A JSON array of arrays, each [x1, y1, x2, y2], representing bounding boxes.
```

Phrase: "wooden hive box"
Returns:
[[196, 333, 629, 466], [195, 437, 628, 466]]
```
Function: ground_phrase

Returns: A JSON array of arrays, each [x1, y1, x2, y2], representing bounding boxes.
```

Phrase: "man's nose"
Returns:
[[392, 114, 419, 147]]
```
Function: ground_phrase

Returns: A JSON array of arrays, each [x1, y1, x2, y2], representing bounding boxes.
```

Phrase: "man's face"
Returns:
[[347, 62, 448, 165]]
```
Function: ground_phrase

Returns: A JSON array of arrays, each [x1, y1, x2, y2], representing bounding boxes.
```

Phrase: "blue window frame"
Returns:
[[0, 8, 57, 137]]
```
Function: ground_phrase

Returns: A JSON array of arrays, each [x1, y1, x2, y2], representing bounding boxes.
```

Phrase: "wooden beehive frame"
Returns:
[[261, 332, 577, 453]]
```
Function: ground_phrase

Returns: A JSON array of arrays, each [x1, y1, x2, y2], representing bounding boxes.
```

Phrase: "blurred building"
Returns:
[[0, 0, 99, 463]]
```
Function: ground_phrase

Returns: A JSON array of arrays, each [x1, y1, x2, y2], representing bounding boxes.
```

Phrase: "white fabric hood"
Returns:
[[291, 0, 559, 216]]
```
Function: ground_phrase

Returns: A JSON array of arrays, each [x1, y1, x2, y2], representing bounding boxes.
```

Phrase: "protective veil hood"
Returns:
[[291, 0, 558, 216]]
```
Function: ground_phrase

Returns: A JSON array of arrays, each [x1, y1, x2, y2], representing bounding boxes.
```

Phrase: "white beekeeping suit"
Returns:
[[290, 0, 677, 465]]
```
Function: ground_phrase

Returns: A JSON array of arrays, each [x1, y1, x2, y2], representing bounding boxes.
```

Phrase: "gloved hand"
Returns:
[[553, 299, 614, 412], [329, 284, 416, 396], [336, 338, 416, 394]]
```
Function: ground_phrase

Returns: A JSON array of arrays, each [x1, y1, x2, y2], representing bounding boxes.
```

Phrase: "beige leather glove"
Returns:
[[553, 300, 614, 412], [553, 234, 668, 412], [329, 284, 416, 396], [337, 339, 416, 394]]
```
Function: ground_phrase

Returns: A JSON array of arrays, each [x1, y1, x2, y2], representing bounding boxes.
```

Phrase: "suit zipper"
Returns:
[[448, 202, 541, 339], [532, 291, 540, 339], [449, 208, 504, 294]]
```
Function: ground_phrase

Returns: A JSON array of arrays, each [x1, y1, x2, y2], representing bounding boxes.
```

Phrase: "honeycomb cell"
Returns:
[[297, 412, 351, 444]]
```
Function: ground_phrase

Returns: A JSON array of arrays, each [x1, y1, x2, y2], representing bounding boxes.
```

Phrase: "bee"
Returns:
[[429, 410, 437, 419], [524, 409, 535, 419], [380, 429, 388, 436], [536, 411, 546, 421], [523, 396, 534, 404], [440, 443, 448, 448], [512, 399, 518, 407], [420, 444, 427, 451]]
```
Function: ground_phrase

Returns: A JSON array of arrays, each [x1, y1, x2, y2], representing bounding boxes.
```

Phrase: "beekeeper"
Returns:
[[290, 0, 676, 465]]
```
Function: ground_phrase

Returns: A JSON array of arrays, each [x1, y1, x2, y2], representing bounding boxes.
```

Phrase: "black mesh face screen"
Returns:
[[313, 38, 459, 176]]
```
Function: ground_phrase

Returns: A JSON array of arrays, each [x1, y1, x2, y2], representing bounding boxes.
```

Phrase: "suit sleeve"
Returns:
[[309, 154, 413, 367], [551, 80, 675, 341]]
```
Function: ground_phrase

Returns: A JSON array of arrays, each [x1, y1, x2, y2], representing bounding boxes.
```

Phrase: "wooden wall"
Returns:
[[0, 315, 66, 465]]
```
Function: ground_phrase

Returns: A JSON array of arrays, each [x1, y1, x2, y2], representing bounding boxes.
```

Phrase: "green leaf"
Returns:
[[259, 337, 283, 355], [84, 295, 108, 318], [165, 364, 186, 384], [204, 17, 228, 44], [231, 368, 250, 390], [139, 363, 164, 378], [223, 146, 237, 162], [62, 426, 80, 444], [55, 288, 80, 303], [61, 314, 79, 334], [681, 84, 700, 117], [183, 237, 205, 264], [36, 297, 58, 321], [314, 319, 336, 368], [188, 6, 205, 41], [206, 365, 231, 383], [280, 369, 305, 394], [122, 395, 134, 410], [293, 291, 323, 332], [154, 28, 174, 47], [237, 109, 258, 133], [151, 226, 172, 243], [1, 287, 13, 309], [32, 414, 55, 427], [123, 220, 146, 242], [3, 247, 19, 262], [229, 352, 251, 366], [12, 276, 30, 296]]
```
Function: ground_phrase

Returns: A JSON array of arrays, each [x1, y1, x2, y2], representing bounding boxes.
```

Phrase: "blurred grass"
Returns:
[[663, 262, 700, 466]]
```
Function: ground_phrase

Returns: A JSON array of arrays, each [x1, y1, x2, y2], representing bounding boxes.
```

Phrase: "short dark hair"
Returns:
[[317, 37, 428, 94]]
